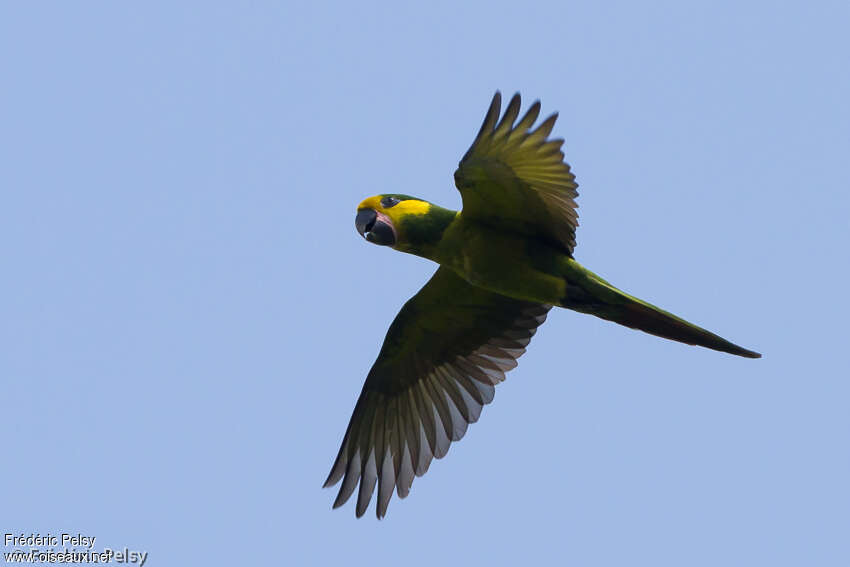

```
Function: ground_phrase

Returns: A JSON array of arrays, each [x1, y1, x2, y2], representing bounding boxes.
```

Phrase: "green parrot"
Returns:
[[325, 92, 760, 518]]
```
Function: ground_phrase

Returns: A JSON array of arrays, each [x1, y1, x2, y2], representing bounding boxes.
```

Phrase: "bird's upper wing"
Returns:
[[454, 91, 580, 253], [324, 266, 551, 518]]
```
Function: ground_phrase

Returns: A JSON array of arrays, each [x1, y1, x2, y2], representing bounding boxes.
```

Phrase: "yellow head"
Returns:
[[354, 194, 432, 247]]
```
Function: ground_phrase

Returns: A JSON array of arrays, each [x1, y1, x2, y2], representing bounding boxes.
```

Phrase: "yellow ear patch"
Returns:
[[393, 199, 431, 217], [357, 195, 431, 221]]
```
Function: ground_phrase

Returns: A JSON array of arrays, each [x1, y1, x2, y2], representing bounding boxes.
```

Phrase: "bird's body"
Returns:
[[327, 92, 760, 518], [359, 193, 759, 359]]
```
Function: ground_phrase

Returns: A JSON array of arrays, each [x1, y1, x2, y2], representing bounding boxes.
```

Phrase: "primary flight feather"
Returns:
[[325, 92, 760, 518]]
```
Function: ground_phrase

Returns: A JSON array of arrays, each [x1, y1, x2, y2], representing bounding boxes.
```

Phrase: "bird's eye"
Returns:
[[380, 196, 400, 208]]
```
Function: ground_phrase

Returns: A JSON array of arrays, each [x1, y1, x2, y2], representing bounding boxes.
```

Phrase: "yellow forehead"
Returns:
[[357, 196, 430, 220]]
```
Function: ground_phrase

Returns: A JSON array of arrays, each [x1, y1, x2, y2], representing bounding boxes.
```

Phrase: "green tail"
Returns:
[[562, 259, 761, 359]]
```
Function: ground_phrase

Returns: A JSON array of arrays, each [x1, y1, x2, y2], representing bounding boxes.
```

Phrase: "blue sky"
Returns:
[[2, 1, 848, 565]]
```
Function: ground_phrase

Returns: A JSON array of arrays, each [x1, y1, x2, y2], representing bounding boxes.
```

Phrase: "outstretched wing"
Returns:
[[454, 91, 580, 253], [324, 267, 551, 518]]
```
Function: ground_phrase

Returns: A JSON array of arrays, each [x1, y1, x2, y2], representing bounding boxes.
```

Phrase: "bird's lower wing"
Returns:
[[324, 266, 551, 518]]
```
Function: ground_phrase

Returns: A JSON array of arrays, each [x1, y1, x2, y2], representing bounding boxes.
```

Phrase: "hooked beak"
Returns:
[[355, 208, 396, 246]]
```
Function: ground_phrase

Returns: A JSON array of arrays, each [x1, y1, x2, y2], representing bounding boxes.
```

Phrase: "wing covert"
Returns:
[[324, 267, 551, 518]]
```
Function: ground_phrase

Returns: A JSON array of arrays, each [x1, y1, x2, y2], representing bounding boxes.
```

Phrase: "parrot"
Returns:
[[324, 92, 760, 518]]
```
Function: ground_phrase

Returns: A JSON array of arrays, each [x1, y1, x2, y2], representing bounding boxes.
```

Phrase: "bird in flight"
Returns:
[[324, 92, 760, 518]]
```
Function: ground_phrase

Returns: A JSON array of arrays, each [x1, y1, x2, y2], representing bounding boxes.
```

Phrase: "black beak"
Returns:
[[355, 208, 396, 246], [355, 208, 376, 236]]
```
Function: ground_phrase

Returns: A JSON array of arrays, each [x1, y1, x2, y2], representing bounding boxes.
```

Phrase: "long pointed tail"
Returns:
[[562, 261, 761, 358]]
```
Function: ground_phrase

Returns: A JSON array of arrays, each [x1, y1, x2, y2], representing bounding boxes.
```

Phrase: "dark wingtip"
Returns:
[[490, 90, 502, 109]]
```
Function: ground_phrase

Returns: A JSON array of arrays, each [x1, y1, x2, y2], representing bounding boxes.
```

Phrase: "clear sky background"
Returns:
[[2, 1, 848, 565]]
